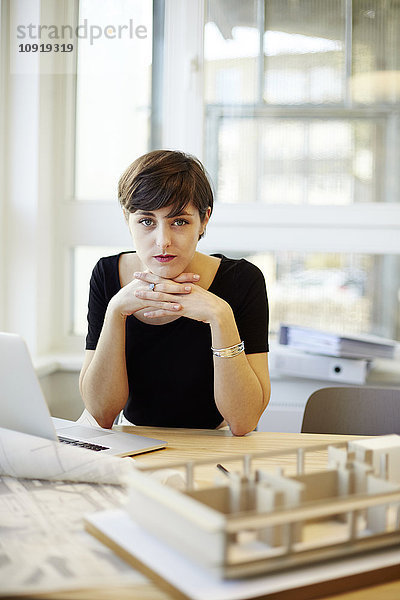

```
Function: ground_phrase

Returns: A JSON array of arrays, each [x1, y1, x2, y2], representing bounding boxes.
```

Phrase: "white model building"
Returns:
[[125, 435, 400, 578]]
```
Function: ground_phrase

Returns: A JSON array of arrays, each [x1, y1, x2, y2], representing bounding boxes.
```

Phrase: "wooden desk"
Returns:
[[32, 428, 400, 600]]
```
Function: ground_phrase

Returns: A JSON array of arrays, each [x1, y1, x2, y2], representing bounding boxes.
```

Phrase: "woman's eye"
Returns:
[[139, 218, 154, 227], [173, 219, 188, 226]]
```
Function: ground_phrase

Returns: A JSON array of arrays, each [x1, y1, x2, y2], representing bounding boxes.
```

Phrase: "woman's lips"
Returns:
[[153, 255, 176, 263]]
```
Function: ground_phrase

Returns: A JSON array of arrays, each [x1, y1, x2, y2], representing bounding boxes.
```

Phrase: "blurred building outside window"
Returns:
[[204, 0, 400, 340]]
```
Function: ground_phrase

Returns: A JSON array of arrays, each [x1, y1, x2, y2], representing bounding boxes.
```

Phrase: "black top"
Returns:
[[85, 253, 269, 428]]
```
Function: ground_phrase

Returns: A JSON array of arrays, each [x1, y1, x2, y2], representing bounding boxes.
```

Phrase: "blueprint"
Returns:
[[0, 474, 146, 595], [0, 426, 135, 484], [0, 425, 185, 594]]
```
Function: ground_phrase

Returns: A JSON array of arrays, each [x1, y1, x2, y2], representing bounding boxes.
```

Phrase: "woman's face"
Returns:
[[127, 202, 210, 278]]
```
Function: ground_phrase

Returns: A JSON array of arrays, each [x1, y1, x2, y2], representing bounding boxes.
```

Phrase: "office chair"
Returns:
[[301, 386, 400, 435]]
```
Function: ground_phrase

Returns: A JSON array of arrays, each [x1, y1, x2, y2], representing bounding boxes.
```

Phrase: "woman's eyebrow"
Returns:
[[167, 210, 194, 217], [136, 210, 194, 217]]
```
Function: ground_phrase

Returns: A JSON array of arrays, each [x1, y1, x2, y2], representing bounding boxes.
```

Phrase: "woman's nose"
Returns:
[[155, 225, 171, 250]]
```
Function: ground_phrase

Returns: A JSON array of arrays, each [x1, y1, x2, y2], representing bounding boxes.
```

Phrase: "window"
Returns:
[[212, 117, 385, 205], [58, 0, 154, 350], [204, 0, 400, 339], [75, 0, 153, 201], [0, 0, 4, 330], [73, 246, 123, 336], [246, 252, 400, 338], [5, 0, 399, 354]]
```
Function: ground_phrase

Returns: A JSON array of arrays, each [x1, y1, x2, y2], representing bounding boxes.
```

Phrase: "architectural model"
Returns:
[[126, 435, 400, 578]]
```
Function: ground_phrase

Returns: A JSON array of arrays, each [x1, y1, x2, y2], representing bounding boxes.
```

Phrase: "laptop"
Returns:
[[0, 332, 167, 457]]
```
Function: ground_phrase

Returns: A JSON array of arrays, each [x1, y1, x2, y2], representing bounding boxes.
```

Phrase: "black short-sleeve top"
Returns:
[[85, 253, 269, 428]]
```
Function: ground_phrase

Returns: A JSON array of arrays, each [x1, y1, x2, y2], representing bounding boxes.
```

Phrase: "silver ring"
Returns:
[[149, 283, 156, 291]]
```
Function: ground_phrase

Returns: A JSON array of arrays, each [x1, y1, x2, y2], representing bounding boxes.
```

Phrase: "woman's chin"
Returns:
[[151, 263, 182, 280]]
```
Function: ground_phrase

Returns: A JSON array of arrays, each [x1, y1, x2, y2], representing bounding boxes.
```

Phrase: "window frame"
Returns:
[[0, 0, 6, 330], [56, 0, 207, 352], [3, 0, 400, 355], [34, 0, 400, 349], [201, 0, 400, 341], [55, 0, 154, 353]]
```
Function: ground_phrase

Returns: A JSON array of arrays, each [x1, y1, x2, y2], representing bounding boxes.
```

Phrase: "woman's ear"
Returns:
[[199, 207, 212, 239], [202, 206, 211, 230]]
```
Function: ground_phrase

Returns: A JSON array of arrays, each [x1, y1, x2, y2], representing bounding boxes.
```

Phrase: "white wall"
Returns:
[[39, 371, 84, 421]]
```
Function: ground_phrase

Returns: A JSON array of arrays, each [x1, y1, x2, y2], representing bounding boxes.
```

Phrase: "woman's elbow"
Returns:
[[229, 398, 270, 437], [87, 408, 116, 429], [230, 424, 254, 436], [229, 418, 257, 437], [80, 390, 117, 429]]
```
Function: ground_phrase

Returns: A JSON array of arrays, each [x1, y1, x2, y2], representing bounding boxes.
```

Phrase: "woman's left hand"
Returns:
[[133, 271, 229, 325]]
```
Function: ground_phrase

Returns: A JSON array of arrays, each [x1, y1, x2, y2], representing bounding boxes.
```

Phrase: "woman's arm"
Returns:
[[134, 275, 270, 436], [80, 272, 197, 428], [209, 302, 270, 436], [79, 303, 129, 428]]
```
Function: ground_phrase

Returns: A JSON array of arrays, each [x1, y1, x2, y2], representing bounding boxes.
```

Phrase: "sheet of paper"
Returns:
[[0, 426, 135, 484], [0, 475, 146, 596], [75, 407, 105, 427]]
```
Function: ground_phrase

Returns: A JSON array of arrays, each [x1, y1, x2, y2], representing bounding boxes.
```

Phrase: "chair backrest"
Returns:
[[301, 386, 400, 435]]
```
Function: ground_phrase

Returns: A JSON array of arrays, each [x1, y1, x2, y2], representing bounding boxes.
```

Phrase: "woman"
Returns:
[[79, 150, 270, 435]]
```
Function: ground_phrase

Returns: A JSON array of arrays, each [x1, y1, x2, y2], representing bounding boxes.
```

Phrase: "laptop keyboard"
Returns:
[[58, 436, 110, 452]]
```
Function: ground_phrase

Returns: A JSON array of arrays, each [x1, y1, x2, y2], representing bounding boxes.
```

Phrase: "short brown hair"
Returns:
[[118, 150, 213, 222]]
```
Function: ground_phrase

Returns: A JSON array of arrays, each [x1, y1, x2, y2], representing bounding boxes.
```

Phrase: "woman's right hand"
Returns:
[[108, 272, 200, 318]]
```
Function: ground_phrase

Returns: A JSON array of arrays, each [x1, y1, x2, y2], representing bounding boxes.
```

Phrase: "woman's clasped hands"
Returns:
[[132, 271, 228, 324]]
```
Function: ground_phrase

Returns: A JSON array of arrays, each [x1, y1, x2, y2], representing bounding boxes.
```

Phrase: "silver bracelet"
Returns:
[[211, 341, 245, 358]]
